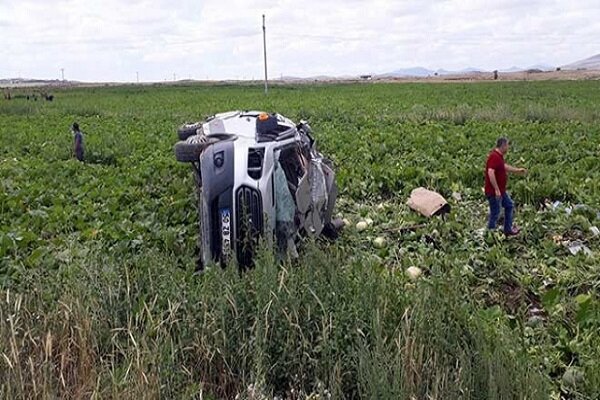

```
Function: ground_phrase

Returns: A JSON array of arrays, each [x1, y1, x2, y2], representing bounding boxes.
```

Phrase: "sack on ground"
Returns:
[[407, 187, 451, 217]]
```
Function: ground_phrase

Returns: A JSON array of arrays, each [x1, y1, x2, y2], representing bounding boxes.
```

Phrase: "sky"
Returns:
[[1, 0, 599, 82]]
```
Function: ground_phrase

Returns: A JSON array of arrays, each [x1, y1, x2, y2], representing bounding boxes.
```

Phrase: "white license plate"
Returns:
[[221, 208, 231, 255]]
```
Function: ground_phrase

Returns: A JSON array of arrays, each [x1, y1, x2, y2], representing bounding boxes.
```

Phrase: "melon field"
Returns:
[[1, 81, 599, 399]]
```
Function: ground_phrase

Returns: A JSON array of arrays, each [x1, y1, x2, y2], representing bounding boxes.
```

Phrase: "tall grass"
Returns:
[[1, 242, 548, 399]]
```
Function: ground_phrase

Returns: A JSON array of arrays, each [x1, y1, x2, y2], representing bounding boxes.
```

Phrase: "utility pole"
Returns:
[[136, 71, 139, 83], [173, 73, 177, 81], [61, 68, 64, 81], [262, 14, 268, 95]]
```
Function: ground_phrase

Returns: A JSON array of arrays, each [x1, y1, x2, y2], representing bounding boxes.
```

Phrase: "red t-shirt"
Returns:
[[484, 149, 507, 196]]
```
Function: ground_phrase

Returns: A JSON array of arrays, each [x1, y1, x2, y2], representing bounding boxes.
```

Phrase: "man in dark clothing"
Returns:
[[72, 122, 84, 161], [485, 137, 527, 235]]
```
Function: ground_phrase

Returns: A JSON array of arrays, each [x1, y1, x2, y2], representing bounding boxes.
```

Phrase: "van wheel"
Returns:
[[174, 136, 208, 162], [177, 122, 202, 141]]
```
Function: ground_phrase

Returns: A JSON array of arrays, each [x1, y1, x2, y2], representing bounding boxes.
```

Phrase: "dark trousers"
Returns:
[[75, 148, 84, 161], [487, 192, 514, 232]]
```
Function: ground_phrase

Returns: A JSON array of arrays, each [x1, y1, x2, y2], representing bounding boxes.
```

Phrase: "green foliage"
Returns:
[[1, 81, 599, 398], [0, 244, 549, 399]]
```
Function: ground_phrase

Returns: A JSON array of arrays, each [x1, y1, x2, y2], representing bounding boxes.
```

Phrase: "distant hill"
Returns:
[[526, 63, 554, 71], [499, 64, 555, 73], [499, 66, 523, 73], [562, 54, 600, 70], [458, 67, 485, 73], [376, 64, 559, 78], [376, 66, 501, 78], [377, 67, 436, 78], [375, 67, 475, 78]]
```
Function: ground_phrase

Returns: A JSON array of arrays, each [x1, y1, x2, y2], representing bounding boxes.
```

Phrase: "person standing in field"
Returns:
[[485, 137, 527, 236], [72, 122, 84, 161]]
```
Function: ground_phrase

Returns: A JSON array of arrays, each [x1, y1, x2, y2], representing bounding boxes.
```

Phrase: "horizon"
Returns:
[[2, 57, 594, 84]]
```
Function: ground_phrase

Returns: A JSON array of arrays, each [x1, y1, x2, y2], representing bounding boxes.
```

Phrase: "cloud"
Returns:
[[1, 0, 599, 81]]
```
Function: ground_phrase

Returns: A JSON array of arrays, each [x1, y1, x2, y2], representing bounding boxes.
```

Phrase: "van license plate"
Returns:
[[221, 208, 231, 256]]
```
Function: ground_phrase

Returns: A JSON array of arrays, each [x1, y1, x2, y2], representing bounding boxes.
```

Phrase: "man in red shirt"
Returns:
[[485, 137, 527, 235]]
